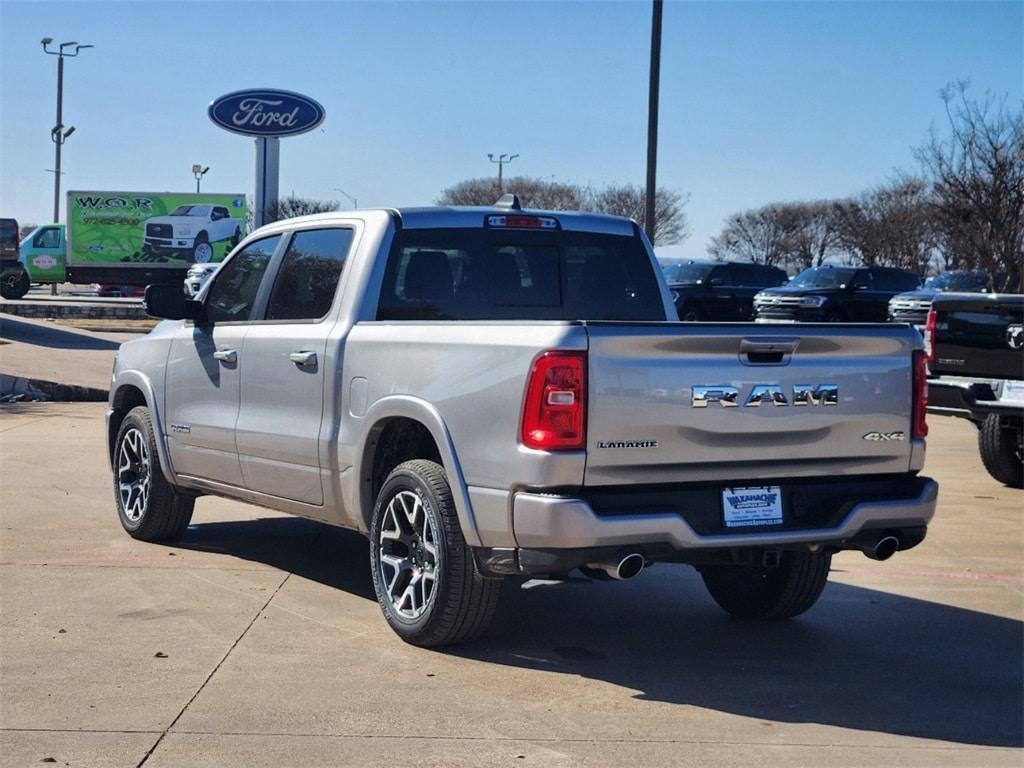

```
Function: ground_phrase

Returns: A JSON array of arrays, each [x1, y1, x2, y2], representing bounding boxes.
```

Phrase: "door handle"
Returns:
[[289, 350, 317, 368], [212, 348, 237, 364]]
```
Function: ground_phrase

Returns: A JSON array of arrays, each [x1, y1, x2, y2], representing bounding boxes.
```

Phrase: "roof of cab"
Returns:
[[257, 205, 638, 238]]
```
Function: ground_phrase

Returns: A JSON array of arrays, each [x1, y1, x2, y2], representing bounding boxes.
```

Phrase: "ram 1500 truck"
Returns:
[[107, 198, 938, 646], [926, 293, 1023, 488]]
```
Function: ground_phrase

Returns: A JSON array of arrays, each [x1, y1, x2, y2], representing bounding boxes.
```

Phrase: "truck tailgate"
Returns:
[[584, 323, 921, 486]]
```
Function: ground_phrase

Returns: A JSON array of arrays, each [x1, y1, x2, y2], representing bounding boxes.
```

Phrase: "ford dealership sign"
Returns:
[[208, 89, 325, 137]]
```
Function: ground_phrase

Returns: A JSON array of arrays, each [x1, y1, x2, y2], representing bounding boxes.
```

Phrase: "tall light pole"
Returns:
[[192, 164, 209, 193], [487, 153, 519, 192], [333, 188, 357, 209], [41, 38, 93, 225], [645, 0, 663, 244]]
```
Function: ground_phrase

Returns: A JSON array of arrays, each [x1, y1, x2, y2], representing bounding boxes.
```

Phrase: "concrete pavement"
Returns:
[[0, 404, 1021, 767], [0, 314, 136, 392]]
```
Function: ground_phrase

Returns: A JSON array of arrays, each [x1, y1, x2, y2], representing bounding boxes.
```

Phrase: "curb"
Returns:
[[0, 373, 108, 403], [1, 301, 149, 321]]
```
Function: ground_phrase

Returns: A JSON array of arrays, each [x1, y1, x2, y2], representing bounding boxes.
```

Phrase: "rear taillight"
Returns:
[[521, 351, 586, 451], [913, 349, 928, 439], [923, 309, 937, 362]]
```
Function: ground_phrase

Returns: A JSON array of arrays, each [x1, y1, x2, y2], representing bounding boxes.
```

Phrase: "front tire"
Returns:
[[192, 233, 212, 263], [978, 415, 1023, 488], [0, 269, 29, 299], [700, 551, 831, 619], [370, 460, 500, 646], [113, 406, 194, 541], [679, 303, 703, 322]]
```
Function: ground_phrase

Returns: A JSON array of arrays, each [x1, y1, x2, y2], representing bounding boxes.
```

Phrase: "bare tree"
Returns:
[[586, 185, 690, 245], [708, 204, 797, 266], [916, 82, 1024, 291], [831, 178, 937, 274], [262, 196, 339, 225], [18, 224, 38, 240], [779, 201, 842, 271], [437, 177, 690, 245], [438, 176, 585, 210]]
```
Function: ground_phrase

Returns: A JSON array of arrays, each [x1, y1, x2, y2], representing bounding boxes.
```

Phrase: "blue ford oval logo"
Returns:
[[208, 89, 325, 137]]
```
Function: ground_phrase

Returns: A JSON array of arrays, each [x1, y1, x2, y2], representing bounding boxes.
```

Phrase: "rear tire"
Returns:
[[978, 415, 1023, 488], [700, 551, 831, 619], [370, 460, 500, 646], [113, 406, 194, 541]]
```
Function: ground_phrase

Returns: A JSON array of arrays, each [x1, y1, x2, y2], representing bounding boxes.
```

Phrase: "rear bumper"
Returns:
[[928, 377, 1024, 421], [511, 477, 937, 552]]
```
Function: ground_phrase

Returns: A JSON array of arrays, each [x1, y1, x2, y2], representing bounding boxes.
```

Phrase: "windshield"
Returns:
[[662, 263, 713, 284], [168, 205, 211, 217], [924, 271, 989, 293], [788, 266, 856, 289]]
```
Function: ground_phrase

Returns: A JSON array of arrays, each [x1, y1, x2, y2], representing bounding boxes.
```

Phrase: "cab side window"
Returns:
[[265, 228, 354, 321], [708, 266, 734, 285], [34, 228, 61, 248], [205, 235, 282, 323]]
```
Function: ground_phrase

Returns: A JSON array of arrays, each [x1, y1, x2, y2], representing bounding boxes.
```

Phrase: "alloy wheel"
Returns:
[[378, 490, 438, 620], [117, 427, 151, 522]]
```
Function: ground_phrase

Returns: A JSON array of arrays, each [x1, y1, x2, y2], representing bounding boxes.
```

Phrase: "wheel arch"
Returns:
[[355, 396, 481, 547], [108, 371, 175, 484]]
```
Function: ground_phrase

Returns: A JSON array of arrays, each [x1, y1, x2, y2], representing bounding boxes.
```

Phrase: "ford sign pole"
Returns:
[[254, 137, 279, 229], [208, 89, 325, 230]]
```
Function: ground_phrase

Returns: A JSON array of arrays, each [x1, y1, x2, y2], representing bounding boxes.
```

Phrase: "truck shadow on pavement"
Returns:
[[0, 317, 121, 350], [173, 517, 1021, 749]]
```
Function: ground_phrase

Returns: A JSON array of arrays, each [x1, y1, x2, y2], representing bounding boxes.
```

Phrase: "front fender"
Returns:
[[108, 369, 176, 485], [354, 395, 482, 547]]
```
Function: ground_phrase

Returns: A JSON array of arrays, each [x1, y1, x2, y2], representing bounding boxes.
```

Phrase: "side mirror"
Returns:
[[144, 284, 203, 321]]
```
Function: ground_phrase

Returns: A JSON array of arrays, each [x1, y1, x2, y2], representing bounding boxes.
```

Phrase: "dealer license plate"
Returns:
[[1000, 380, 1024, 404], [722, 486, 784, 528]]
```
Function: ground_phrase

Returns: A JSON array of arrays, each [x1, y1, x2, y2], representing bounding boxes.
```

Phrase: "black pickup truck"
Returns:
[[0, 217, 30, 300], [927, 293, 1023, 487]]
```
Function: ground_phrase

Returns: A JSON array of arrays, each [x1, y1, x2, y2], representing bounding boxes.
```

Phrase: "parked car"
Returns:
[[1, 217, 30, 299], [754, 265, 921, 323], [183, 262, 221, 297], [926, 293, 1023, 487], [663, 260, 787, 321], [888, 270, 992, 326], [111, 198, 936, 647], [95, 284, 146, 298], [142, 204, 243, 263]]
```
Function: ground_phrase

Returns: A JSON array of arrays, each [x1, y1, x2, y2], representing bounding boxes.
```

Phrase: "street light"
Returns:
[[333, 188, 357, 209], [192, 164, 210, 193], [487, 153, 519, 192], [41, 38, 93, 225]]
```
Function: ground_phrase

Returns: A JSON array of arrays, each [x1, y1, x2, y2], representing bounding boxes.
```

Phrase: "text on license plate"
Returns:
[[722, 486, 784, 528]]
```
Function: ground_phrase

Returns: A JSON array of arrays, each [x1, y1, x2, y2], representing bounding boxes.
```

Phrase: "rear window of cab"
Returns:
[[376, 228, 665, 321]]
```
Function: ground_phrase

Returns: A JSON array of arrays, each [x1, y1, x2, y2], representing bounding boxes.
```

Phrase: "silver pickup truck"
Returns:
[[108, 197, 938, 646]]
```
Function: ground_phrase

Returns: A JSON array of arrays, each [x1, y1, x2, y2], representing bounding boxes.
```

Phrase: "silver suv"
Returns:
[[109, 201, 937, 646]]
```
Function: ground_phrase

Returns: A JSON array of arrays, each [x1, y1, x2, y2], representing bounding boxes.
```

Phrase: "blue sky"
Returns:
[[1, 0, 1021, 259]]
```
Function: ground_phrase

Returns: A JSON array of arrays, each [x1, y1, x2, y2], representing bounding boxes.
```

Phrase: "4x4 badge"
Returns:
[[863, 431, 905, 442]]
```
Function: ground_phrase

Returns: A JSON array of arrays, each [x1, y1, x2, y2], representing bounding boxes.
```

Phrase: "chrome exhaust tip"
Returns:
[[862, 535, 900, 561], [587, 552, 645, 581]]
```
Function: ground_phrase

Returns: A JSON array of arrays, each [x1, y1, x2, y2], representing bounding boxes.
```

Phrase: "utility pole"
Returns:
[[645, 0, 663, 245], [42, 38, 92, 293], [487, 153, 519, 192]]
